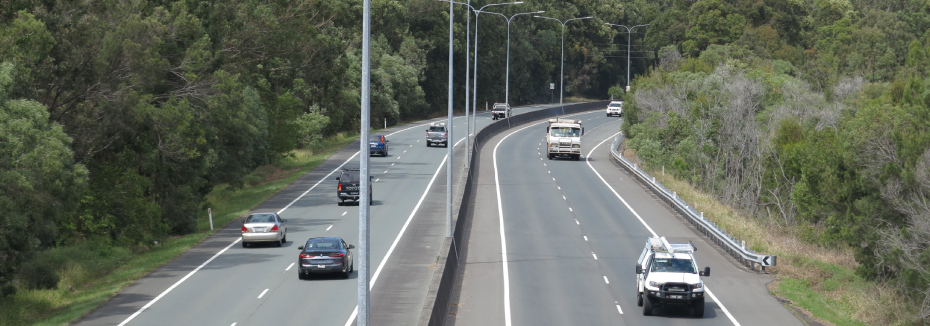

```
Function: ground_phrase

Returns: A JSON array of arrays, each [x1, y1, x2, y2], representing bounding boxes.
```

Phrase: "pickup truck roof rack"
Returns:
[[647, 236, 696, 254]]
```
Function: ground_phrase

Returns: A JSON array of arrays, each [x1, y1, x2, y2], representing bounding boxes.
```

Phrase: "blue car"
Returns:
[[369, 135, 388, 157]]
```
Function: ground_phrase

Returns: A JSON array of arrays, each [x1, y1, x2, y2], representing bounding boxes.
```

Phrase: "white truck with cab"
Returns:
[[636, 236, 711, 317], [546, 118, 583, 160]]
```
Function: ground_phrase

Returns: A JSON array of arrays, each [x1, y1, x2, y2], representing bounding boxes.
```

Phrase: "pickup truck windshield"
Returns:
[[609, 103, 622, 108], [550, 127, 580, 137], [650, 258, 696, 273]]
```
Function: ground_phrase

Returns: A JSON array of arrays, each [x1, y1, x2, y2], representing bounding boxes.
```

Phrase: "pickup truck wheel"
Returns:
[[426, 142, 430, 147], [547, 154, 553, 160], [693, 298, 705, 317], [643, 296, 653, 316], [637, 293, 643, 307]]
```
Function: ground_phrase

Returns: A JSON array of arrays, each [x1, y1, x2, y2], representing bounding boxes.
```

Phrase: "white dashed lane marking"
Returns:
[[285, 263, 294, 271], [257, 289, 269, 299], [326, 225, 333, 231], [603, 276, 609, 284]]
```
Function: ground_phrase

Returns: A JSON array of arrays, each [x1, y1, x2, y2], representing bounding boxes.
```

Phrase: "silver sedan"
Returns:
[[241, 212, 287, 248]]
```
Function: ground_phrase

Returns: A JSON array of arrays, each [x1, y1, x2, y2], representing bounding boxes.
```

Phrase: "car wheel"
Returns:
[[298, 272, 305, 280], [242, 241, 249, 248], [637, 293, 643, 307], [692, 298, 705, 318], [643, 296, 653, 316], [275, 240, 282, 247], [281, 235, 286, 243], [350, 260, 354, 273]]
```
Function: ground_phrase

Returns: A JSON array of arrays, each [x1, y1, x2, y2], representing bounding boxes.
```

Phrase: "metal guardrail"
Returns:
[[609, 134, 776, 272]]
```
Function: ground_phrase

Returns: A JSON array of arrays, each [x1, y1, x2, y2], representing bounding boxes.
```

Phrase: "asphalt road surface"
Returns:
[[447, 111, 801, 326], [73, 103, 562, 326]]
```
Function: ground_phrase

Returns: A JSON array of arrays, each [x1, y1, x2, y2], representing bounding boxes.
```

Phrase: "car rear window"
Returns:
[[369, 136, 382, 142], [341, 171, 359, 182], [429, 126, 445, 132], [246, 214, 276, 223], [306, 240, 341, 249]]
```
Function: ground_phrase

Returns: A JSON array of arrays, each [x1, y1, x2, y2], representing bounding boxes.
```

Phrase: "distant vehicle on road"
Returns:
[[336, 168, 372, 205], [241, 212, 287, 248], [606, 101, 623, 117], [297, 237, 355, 279], [369, 135, 389, 156], [636, 237, 711, 317], [426, 123, 448, 147], [546, 118, 583, 160], [491, 103, 511, 120]]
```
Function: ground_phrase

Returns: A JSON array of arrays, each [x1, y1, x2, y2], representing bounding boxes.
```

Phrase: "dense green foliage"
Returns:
[[621, 0, 930, 321], [0, 0, 659, 295]]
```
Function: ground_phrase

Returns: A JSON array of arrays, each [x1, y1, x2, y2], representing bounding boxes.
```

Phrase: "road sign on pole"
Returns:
[[550, 83, 555, 90]]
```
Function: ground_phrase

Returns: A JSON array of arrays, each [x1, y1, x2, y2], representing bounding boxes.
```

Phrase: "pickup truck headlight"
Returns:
[[692, 282, 703, 290], [572, 144, 580, 148], [648, 281, 663, 289]]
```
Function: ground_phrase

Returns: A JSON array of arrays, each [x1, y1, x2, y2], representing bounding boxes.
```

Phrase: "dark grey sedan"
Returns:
[[297, 237, 355, 279]]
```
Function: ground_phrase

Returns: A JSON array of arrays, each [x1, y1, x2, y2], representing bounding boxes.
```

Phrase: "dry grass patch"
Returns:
[[620, 147, 917, 325]]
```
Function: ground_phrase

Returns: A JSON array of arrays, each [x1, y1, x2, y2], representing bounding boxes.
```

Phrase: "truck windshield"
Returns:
[[650, 258, 696, 273], [550, 127, 580, 137]]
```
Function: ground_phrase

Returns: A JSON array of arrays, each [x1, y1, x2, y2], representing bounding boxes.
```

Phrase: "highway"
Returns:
[[72, 103, 560, 326], [447, 111, 801, 325]]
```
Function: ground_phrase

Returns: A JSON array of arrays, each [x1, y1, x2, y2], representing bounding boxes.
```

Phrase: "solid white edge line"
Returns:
[[343, 136, 467, 326], [257, 288, 268, 299], [118, 118, 468, 325], [285, 262, 295, 271], [586, 131, 741, 326], [494, 122, 544, 326], [706, 287, 741, 326], [117, 238, 242, 326]]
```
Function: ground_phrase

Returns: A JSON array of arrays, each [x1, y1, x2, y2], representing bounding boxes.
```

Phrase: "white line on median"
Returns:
[[586, 131, 742, 326], [116, 238, 242, 326], [117, 119, 448, 325], [603, 276, 609, 284], [344, 136, 467, 326], [592, 253, 598, 260], [257, 289, 268, 299], [285, 263, 294, 271], [493, 121, 547, 326], [584, 236, 588, 241], [616, 305, 623, 314]]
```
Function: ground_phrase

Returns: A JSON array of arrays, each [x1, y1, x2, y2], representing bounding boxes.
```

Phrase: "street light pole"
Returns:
[[440, 0, 521, 168], [534, 15, 593, 113], [484, 11, 544, 106], [445, 0, 454, 239], [605, 23, 649, 91], [358, 0, 372, 324]]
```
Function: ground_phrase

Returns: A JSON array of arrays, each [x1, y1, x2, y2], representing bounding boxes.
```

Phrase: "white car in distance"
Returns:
[[606, 101, 623, 117]]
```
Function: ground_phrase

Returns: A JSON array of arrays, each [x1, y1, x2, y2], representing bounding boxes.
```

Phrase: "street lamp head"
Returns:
[[513, 1, 524, 3], [536, 11, 545, 13], [583, 16, 594, 19]]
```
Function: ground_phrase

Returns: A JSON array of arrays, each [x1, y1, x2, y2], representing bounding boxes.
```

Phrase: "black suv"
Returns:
[[336, 168, 372, 205]]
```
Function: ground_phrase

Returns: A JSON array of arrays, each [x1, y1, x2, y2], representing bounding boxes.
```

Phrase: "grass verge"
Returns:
[[0, 133, 359, 326], [621, 147, 917, 326]]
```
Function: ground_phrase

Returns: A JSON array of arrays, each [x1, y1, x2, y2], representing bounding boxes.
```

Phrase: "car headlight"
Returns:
[[572, 144, 580, 148], [648, 281, 663, 288], [549, 143, 558, 148], [692, 282, 703, 290]]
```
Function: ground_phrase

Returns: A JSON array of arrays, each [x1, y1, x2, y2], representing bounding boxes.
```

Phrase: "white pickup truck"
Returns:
[[491, 103, 511, 120], [545, 118, 583, 160], [636, 237, 711, 317]]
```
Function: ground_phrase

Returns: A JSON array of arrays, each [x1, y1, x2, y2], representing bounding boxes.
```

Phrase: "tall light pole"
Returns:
[[481, 10, 545, 106], [445, 0, 454, 238], [605, 23, 649, 92], [358, 0, 372, 324], [439, 0, 522, 165], [534, 15, 593, 113]]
